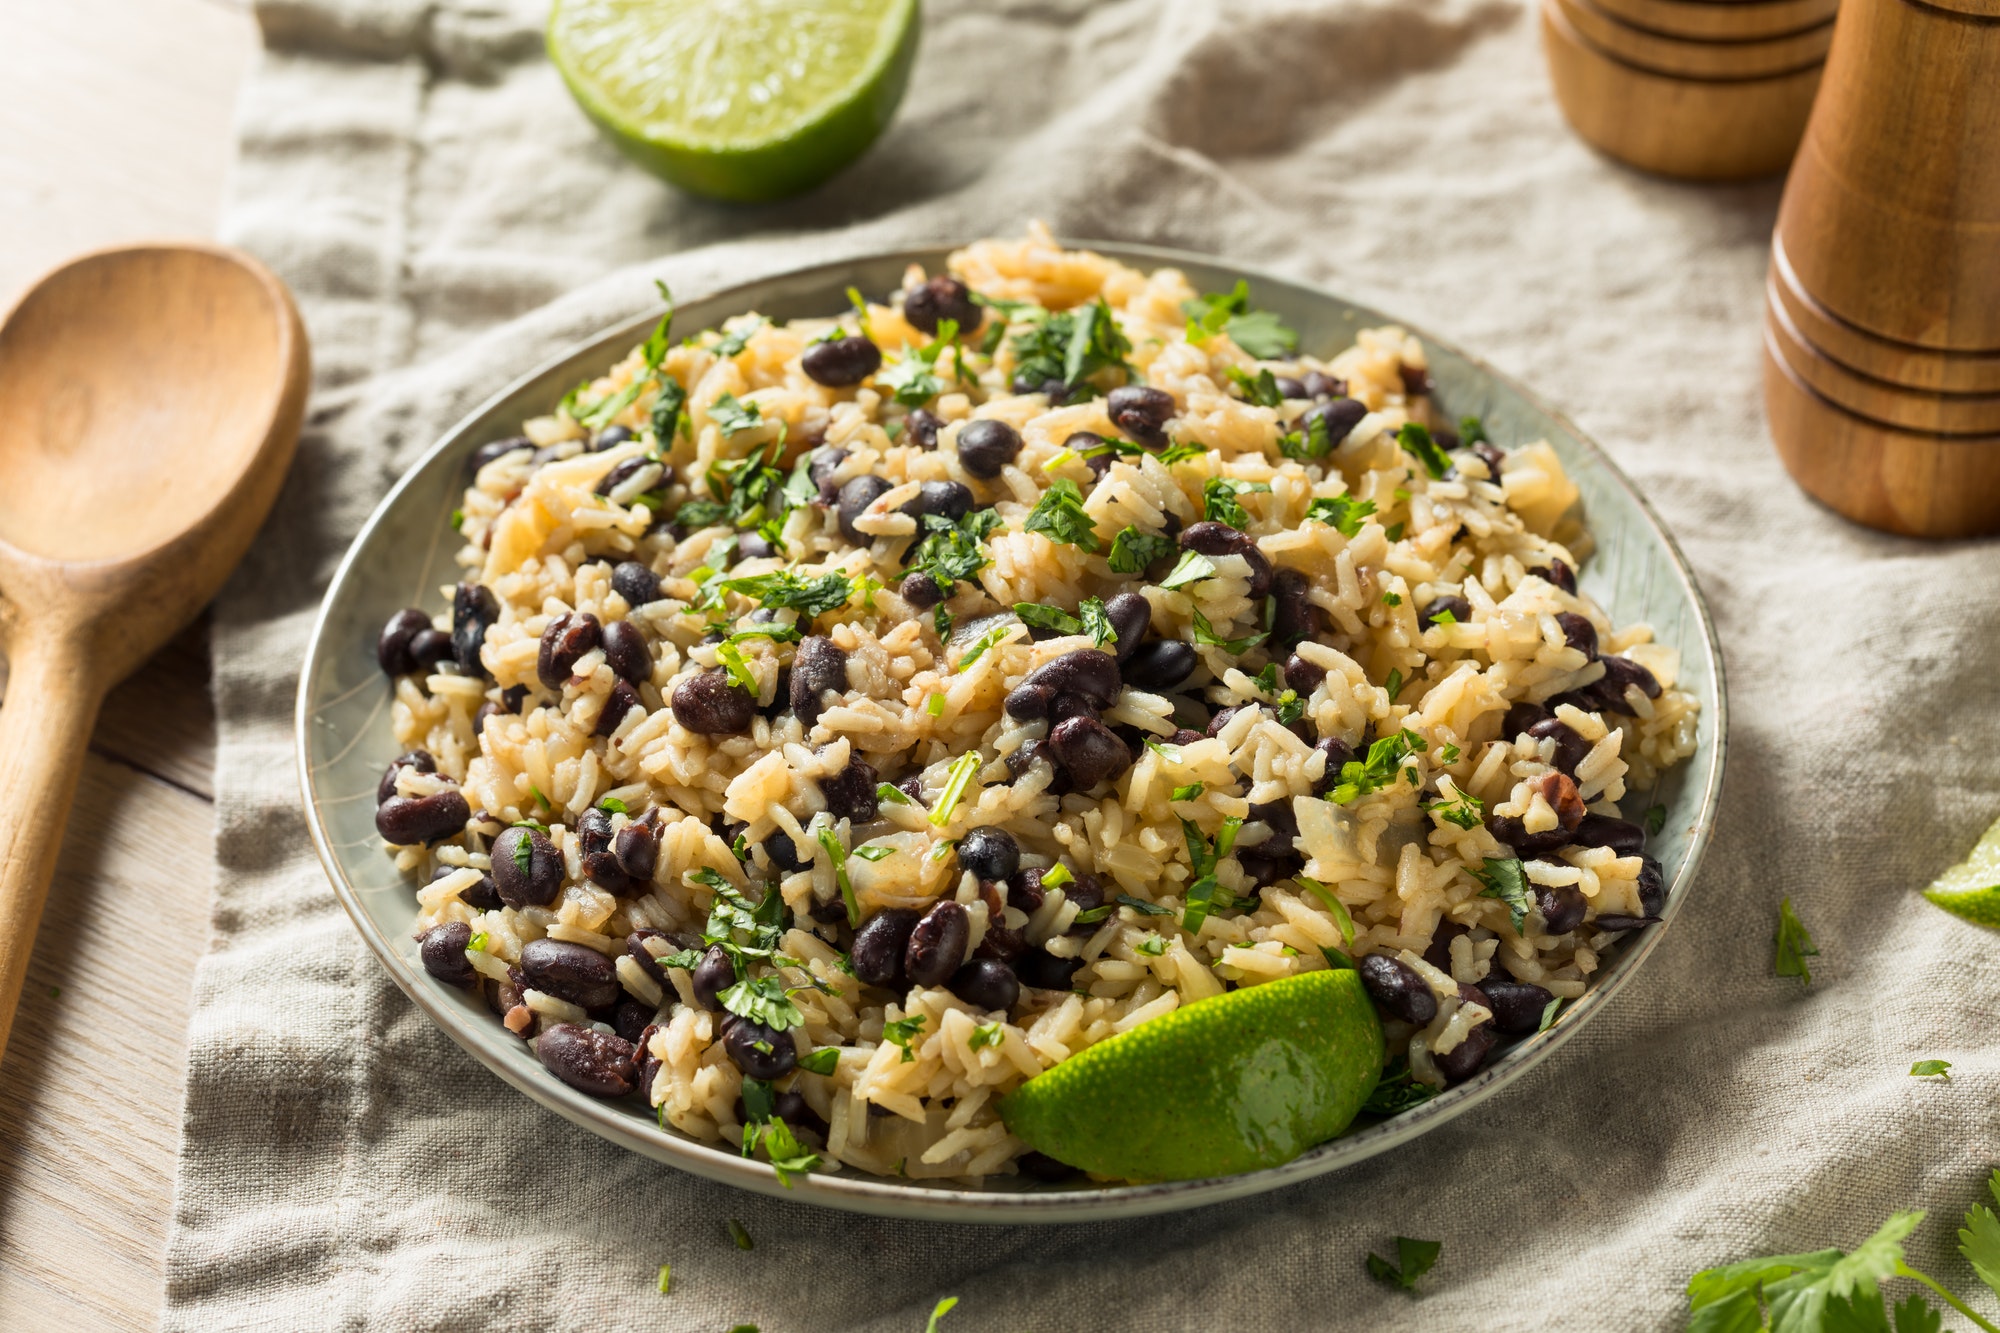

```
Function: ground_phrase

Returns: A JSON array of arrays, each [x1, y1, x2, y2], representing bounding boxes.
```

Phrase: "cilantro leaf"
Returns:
[[882, 1014, 926, 1061], [1689, 1213, 1924, 1333], [1425, 790, 1485, 830], [1909, 1060, 1951, 1079], [1078, 596, 1116, 647], [708, 393, 762, 436], [718, 569, 854, 618], [1280, 412, 1335, 462], [1202, 476, 1271, 527], [1024, 478, 1101, 553], [1775, 897, 1819, 984], [1327, 729, 1428, 804], [1398, 422, 1453, 480], [651, 375, 688, 444], [1014, 602, 1083, 637], [1366, 1237, 1442, 1293], [909, 508, 1003, 596], [1305, 495, 1376, 538], [878, 319, 961, 407], [1011, 299, 1132, 397], [926, 1297, 959, 1333], [711, 317, 766, 358], [1226, 366, 1285, 408], [1189, 607, 1266, 654], [1362, 1063, 1439, 1117], [1181, 281, 1297, 358], [1472, 857, 1533, 932], [797, 1047, 840, 1076], [1459, 415, 1489, 446], [1159, 550, 1217, 590], [717, 973, 805, 1030], [1960, 1170, 2000, 1303]]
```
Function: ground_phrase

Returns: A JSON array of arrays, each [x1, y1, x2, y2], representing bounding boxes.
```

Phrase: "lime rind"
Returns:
[[549, 0, 919, 202], [1924, 811, 2000, 928], [998, 970, 1385, 1183]]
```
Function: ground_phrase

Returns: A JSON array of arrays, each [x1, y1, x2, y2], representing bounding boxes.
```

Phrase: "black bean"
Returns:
[[1300, 397, 1368, 450], [610, 560, 661, 608], [1236, 844, 1303, 888], [763, 831, 808, 874], [957, 827, 1020, 883], [1119, 640, 1197, 692], [1538, 884, 1588, 934], [594, 424, 634, 452], [470, 435, 533, 472], [487, 965, 528, 1022], [1274, 376, 1309, 400], [790, 636, 849, 724], [903, 275, 981, 336], [1004, 683, 1055, 721], [1472, 440, 1505, 479], [956, 419, 1022, 479], [836, 474, 893, 543], [538, 1022, 638, 1096], [491, 826, 562, 908], [1543, 558, 1576, 594], [1592, 914, 1655, 933], [1357, 953, 1437, 1025], [801, 334, 883, 387], [1178, 521, 1273, 598], [519, 937, 621, 1010], [410, 628, 455, 673], [613, 998, 654, 1044], [1480, 977, 1555, 1034], [1311, 737, 1357, 795], [974, 923, 1028, 963], [451, 583, 500, 676], [1206, 704, 1245, 738], [537, 611, 602, 689], [1019, 649, 1122, 710], [377, 608, 433, 675], [905, 901, 970, 988], [594, 679, 642, 738], [1006, 868, 1047, 915], [1637, 855, 1666, 917], [419, 921, 476, 986], [900, 479, 974, 523], [738, 531, 776, 561], [671, 669, 754, 735], [613, 818, 660, 885], [1105, 385, 1177, 447], [577, 804, 615, 860], [593, 456, 655, 497], [851, 908, 921, 988], [1283, 653, 1327, 696], [599, 619, 649, 686], [1488, 814, 1572, 859], [1047, 715, 1132, 789], [1528, 717, 1591, 777], [721, 1016, 797, 1080], [376, 790, 470, 846], [626, 930, 671, 987], [1302, 371, 1345, 399], [904, 409, 943, 451], [1271, 567, 1319, 648], [1399, 363, 1433, 397], [1571, 813, 1645, 855], [1423, 920, 1469, 973], [377, 749, 437, 804], [1598, 654, 1662, 702], [1102, 593, 1151, 662], [1556, 612, 1598, 660], [1419, 595, 1472, 631], [948, 959, 1020, 1012], [808, 448, 850, 500], [692, 945, 735, 1011], [1432, 1019, 1496, 1085], [1013, 950, 1083, 991], [900, 571, 944, 610], [435, 862, 502, 911], [820, 758, 879, 823]]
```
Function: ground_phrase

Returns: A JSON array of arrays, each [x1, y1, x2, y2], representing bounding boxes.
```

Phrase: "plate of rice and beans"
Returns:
[[299, 231, 1725, 1220]]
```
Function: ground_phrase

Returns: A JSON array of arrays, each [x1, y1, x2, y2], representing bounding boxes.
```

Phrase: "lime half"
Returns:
[[548, 0, 919, 203], [999, 970, 1384, 1183], [1925, 812, 2000, 928]]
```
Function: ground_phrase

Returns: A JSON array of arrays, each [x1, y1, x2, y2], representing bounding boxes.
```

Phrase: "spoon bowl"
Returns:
[[0, 243, 307, 1058]]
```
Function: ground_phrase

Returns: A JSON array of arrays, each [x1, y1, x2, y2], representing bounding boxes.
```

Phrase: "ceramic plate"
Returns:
[[297, 243, 1727, 1223]]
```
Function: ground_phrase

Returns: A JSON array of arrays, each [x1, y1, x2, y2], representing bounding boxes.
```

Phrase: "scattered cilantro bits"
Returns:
[[1366, 1236, 1442, 1293], [1774, 897, 1819, 985], [727, 1218, 754, 1250], [1909, 1060, 1952, 1080]]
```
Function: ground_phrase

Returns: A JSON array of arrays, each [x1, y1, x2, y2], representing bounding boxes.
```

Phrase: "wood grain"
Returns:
[[1768, 239, 2000, 395], [0, 0, 254, 1327], [1540, 0, 1824, 181], [1553, 0, 1833, 78], [1592, 0, 1838, 42]]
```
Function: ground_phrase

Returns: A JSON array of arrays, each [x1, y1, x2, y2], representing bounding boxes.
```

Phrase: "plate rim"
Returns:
[[295, 239, 1729, 1223]]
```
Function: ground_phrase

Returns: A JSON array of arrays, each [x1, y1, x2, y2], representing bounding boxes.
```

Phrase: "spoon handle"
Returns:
[[0, 627, 104, 1061]]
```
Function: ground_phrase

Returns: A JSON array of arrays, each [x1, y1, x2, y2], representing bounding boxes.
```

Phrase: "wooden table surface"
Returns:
[[0, 1, 256, 1327]]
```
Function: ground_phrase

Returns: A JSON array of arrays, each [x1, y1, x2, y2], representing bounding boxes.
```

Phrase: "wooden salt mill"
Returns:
[[1763, 0, 2000, 537], [1541, 0, 1837, 179]]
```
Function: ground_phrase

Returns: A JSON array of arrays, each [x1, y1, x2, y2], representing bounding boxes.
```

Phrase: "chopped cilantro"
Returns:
[[878, 318, 962, 407], [1014, 602, 1083, 636], [851, 845, 895, 862], [1181, 280, 1298, 359], [656, 1263, 671, 1295], [1775, 896, 1819, 984], [1437, 742, 1462, 763], [1538, 997, 1561, 1032], [1156, 440, 1208, 465], [929, 750, 984, 827], [1298, 877, 1356, 946], [727, 1218, 754, 1250], [717, 973, 805, 1030], [926, 1297, 959, 1333], [1384, 669, 1403, 699], [909, 508, 1003, 597], [1425, 790, 1485, 830], [1321, 946, 1355, 971], [957, 626, 1010, 670], [1202, 476, 1271, 527], [718, 569, 854, 618], [1040, 863, 1074, 889], [708, 393, 762, 436], [876, 782, 912, 807], [1024, 478, 1101, 552], [1459, 415, 1489, 446], [1367, 1237, 1442, 1294], [1327, 729, 1428, 804], [1160, 550, 1218, 591], [883, 1014, 927, 1061], [712, 317, 766, 358], [1305, 495, 1376, 537], [1384, 522, 1406, 542], [1179, 816, 1243, 932], [1363, 1063, 1439, 1116], [797, 1047, 841, 1075], [1398, 422, 1453, 479], [1079, 597, 1116, 647], [1117, 893, 1173, 916], [714, 641, 757, 694], [1136, 934, 1167, 956], [1473, 857, 1533, 932], [1171, 782, 1205, 802], [1382, 591, 1402, 607], [815, 828, 858, 926], [1280, 412, 1335, 462], [1107, 525, 1176, 574], [650, 375, 688, 443], [1644, 804, 1667, 837], [1432, 608, 1459, 626], [1189, 607, 1267, 654], [968, 1023, 1004, 1051], [1226, 366, 1285, 408], [1010, 298, 1133, 397], [1073, 905, 1114, 925], [597, 796, 629, 814], [450, 508, 465, 532], [1911, 1060, 1952, 1079]]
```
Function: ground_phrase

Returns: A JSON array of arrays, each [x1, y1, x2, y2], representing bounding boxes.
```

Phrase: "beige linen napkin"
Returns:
[[167, 0, 2000, 1327]]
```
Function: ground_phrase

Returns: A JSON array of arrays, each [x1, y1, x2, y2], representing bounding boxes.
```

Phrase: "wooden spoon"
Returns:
[[0, 244, 308, 1059]]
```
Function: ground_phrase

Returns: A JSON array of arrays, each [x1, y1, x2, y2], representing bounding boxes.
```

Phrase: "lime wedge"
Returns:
[[548, 0, 919, 203], [1000, 970, 1384, 1183], [1925, 812, 2000, 928]]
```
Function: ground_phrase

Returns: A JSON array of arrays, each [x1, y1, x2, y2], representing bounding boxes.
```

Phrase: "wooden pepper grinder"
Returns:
[[1764, 0, 2000, 537], [1541, 0, 1836, 180]]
